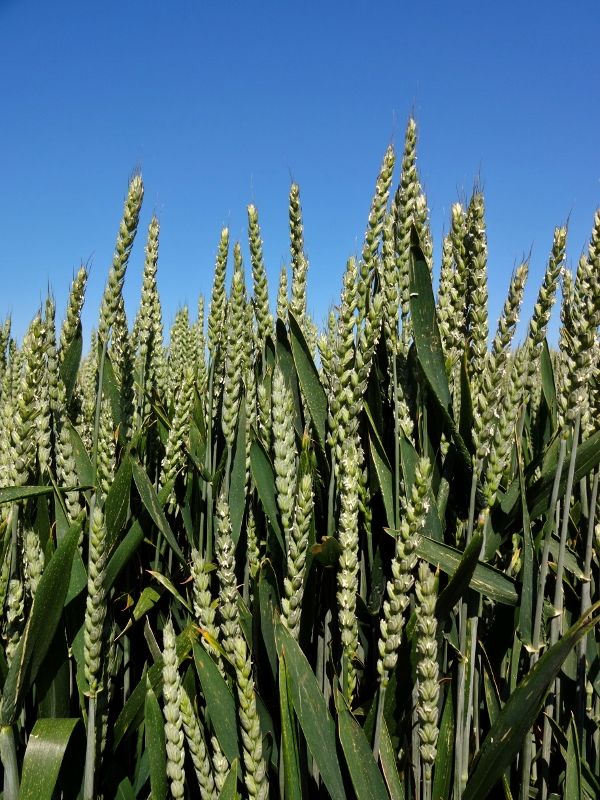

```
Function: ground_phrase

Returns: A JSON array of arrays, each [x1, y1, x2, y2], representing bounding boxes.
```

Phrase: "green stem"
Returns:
[[327, 457, 336, 538], [541, 412, 581, 800], [84, 695, 97, 800], [455, 470, 479, 797], [576, 469, 598, 741], [531, 434, 568, 655], [200, 359, 216, 553], [0, 725, 19, 800], [372, 685, 386, 758], [92, 337, 109, 485], [392, 356, 400, 529]]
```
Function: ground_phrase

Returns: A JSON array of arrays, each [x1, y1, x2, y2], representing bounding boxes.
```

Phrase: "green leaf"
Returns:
[[275, 318, 303, 438], [105, 519, 145, 592], [545, 716, 600, 798], [379, 719, 404, 800], [59, 322, 82, 402], [102, 351, 123, 439], [540, 338, 557, 428], [0, 485, 56, 504], [369, 433, 394, 528], [399, 432, 443, 540], [288, 311, 328, 455], [436, 533, 483, 619], [415, 535, 518, 605], [131, 459, 184, 563], [0, 519, 80, 725], [565, 715, 582, 800], [463, 602, 600, 800], [193, 643, 240, 764], [105, 453, 132, 548], [66, 421, 94, 487], [408, 233, 451, 411], [19, 717, 80, 800], [116, 778, 137, 800], [113, 623, 198, 749], [408, 234, 475, 492], [145, 685, 167, 800], [259, 562, 280, 681], [133, 586, 162, 621], [147, 570, 192, 612], [278, 654, 302, 800], [432, 688, 454, 800], [250, 439, 285, 553], [229, 399, 247, 544], [275, 621, 346, 800], [218, 758, 240, 800], [35, 629, 70, 719], [0, 484, 89, 506], [311, 535, 342, 568], [336, 690, 388, 800]]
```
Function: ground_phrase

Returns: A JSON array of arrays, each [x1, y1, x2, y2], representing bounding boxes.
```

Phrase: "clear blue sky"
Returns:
[[1, 0, 599, 344]]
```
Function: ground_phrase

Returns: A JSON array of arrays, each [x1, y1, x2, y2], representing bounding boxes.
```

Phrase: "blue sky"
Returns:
[[0, 0, 599, 344]]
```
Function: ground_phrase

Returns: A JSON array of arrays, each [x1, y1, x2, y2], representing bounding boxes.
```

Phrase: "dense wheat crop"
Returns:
[[0, 119, 599, 799]]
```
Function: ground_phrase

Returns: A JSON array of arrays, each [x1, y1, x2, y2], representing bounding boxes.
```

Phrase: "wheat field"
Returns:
[[0, 118, 598, 799]]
